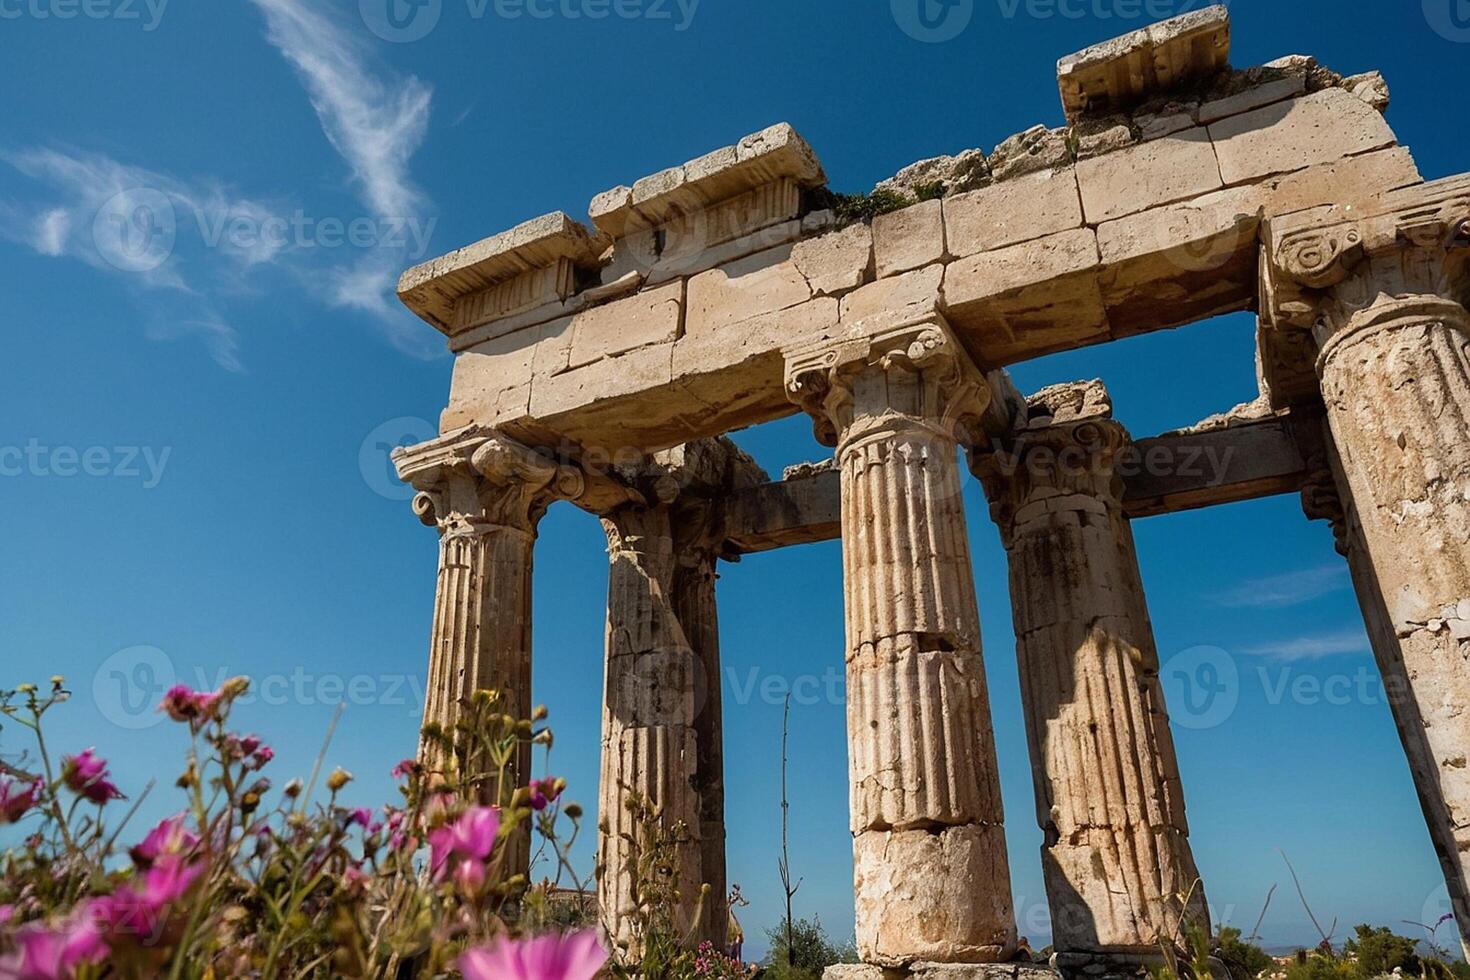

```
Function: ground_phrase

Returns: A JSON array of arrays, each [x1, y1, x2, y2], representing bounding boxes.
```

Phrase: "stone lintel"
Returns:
[[397, 212, 605, 334], [1057, 5, 1230, 122], [589, 122, 827, 238], [720, 408, 1313, 554]]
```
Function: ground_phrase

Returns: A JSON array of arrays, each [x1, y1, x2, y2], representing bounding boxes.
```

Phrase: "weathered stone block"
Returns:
[[854, 826, 1016, 967], [1208, 87, 1397, 186], [1056, 5, 1230, 121], [686, 244, 813, 337], [1342, 71, 1390, 112], [528, 341, 674, 423], [873, 200, 946, 279], [1197, 74, 1305, 124], [567, 281, 684, 370], [943, 229, 1100, 311], [877, 149, 990, 199], [1071, 115, 1134, 160], [841, 264, 943, 326], [943, 170, 1084, 258], [1075, 127, 1222, 224], [792, 223, 874, 297], [1094, 147, 1420, 336], [989, 125, 1071, 182]]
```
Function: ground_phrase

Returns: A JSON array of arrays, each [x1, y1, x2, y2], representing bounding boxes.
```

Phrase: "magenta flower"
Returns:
[[528, 777, 565, 812], [60, 749, 124, 805], [427, 806, 500, 883], [0, 916, 107, 980], [390, 758, 419, 780], [92, 860, 206, 947], [348, 807, 380, 833], [129, 814, 199, 868], [0, 905, 12, 927], [459, 931, 608, 980], [250, 746, 274, 769], [157, 684, 221, 727], [0, 778, 42, 824]]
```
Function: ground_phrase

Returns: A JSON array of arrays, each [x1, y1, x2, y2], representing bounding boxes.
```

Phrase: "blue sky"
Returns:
[[2, 0, 1468, 958]]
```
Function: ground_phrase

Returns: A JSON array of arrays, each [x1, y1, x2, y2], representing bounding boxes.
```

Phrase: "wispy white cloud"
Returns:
[[1240, 629, 1372, 662], [1, 1, 440, 369], [247, 0, 431, 222], [1210, 565, 1351, 609], [0, 147, 276, 370]]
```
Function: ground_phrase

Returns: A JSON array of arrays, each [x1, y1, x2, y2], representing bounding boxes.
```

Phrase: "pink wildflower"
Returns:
[[528, 777, 565, 812], [157, 685, 221, 727], [0, 915, 106, 980], [60, 749, 123, 805], [427, 806, 499, 883], [390, 758, 419, 781], [128, 814, 199, 868], [92, 861, 205, 948], [459, 931, 609, 980], [0, 778, 42, 824]]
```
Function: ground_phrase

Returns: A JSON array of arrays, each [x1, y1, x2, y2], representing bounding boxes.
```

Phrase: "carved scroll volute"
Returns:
[[786, 347, 850, 448], [784, 320, 989, 449]]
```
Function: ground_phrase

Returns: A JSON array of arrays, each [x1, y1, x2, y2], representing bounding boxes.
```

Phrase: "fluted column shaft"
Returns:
[[1265, 191, 1470, 955], [673, 532, 728, 949], [400, 432, 587, 881], [787, 321, 1016, 968], [977, 409, 1208, 957], [1318, 298, 1470, 952]]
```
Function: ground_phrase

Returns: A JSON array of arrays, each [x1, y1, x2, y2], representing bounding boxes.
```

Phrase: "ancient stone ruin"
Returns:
[[391, 7, 1470, 977]]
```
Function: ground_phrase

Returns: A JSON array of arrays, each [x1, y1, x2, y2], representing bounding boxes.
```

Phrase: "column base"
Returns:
[[825, 962, 1059, 980]]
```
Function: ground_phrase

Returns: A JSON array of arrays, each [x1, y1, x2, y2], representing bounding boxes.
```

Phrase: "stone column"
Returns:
[[786, 318, 1017, 968], [396, 431, 587, 875], [1265, 184, 1470, 953], [973, 383, 1209, 969], [596, 441, 764, 952]]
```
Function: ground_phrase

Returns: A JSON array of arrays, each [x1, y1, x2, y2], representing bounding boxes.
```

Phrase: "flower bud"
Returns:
[[531, 704, 549, 722], [326, 768, 353, 793]]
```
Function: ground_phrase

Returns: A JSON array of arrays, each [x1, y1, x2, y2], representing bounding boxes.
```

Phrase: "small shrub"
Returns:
[[1343, 924, 1421, 977], [830, 188, 913, 223], [1217, 926, 1274, 980], [762, 916, 857, 980]]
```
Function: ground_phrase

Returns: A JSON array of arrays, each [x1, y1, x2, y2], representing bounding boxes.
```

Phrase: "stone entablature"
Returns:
[[404, 6, 1415, 457]]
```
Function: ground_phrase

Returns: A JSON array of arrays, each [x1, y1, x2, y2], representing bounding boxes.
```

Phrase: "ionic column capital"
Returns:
[[969, 382, 1131, 539], [783, 316, 990, 451], [1262, 176, 1470, 355], [394, 427, 589, 537]]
